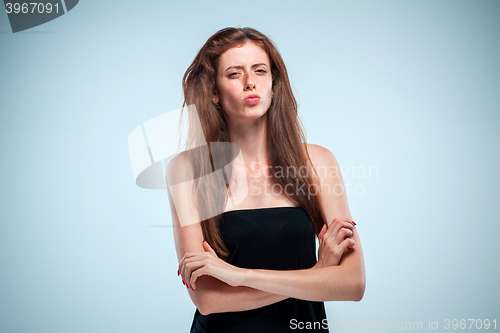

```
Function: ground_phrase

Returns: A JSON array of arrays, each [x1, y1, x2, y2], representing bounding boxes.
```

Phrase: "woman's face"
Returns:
[[215, 41, 273, 123]]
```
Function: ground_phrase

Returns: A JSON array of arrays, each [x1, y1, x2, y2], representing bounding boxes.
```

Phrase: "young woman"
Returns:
[[167, 27, 365, 333]]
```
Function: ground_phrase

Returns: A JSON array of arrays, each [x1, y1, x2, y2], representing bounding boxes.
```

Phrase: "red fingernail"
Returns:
[[177, 270, 180, 276], [351, 221, 356, 225], [182, 280, 185, 285], [203, 240, 207, 243], [186, 284, 189, 289]]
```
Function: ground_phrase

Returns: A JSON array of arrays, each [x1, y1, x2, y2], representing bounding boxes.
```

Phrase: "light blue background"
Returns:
[[1, 1, 499, 332]]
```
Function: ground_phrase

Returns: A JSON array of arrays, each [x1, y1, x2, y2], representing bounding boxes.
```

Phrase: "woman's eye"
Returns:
[[228, 72, 239, 78], [257, 69, 267, 74]]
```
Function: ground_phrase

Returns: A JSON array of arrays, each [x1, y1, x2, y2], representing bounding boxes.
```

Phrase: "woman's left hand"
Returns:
[[315, 219, 356, 269], [178, 241, 245, 290]]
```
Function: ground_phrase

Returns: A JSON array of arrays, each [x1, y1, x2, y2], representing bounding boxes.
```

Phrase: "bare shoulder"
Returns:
[[305, 143, 352, 222], [166, 151, 205, 261], [166, 150, 195, 186], [305, 143, 340, 171]]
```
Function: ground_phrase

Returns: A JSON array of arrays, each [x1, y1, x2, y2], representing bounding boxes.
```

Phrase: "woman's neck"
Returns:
[[226, 114, 269, 167]]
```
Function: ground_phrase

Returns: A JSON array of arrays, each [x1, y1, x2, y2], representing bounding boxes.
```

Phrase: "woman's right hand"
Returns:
[[314, 218, 356, 268]]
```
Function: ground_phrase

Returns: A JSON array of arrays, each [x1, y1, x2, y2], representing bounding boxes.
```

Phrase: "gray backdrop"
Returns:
[[1, 0, 499, 332]]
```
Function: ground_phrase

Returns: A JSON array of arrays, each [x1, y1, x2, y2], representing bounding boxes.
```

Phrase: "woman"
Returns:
[[167, 27, 365, 332]]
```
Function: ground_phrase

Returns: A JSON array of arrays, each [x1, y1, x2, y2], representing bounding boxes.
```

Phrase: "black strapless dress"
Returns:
[[190, 207, 329, 332]]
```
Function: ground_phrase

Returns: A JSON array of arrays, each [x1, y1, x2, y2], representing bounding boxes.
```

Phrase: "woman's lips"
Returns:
[[245, 95, 260, 104]]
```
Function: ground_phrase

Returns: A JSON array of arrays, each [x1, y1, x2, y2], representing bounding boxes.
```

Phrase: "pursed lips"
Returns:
[[245, 94, 260, 103]]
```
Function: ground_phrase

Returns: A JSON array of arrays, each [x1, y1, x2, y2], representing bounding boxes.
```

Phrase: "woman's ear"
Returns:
[[213, 95, 220, 108], [213, 88, 219, 103]]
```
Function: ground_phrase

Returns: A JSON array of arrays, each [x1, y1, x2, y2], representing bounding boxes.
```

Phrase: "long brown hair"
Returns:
[[181, 27, 325, 259]]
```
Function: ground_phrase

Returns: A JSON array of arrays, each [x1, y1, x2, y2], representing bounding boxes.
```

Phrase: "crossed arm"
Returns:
[[168, 144, 365, 315]]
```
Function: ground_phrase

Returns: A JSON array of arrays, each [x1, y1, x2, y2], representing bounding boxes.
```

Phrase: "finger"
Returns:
[[178, 252, 195, 279], [203, 240, 218, 257], [184, 257, 208, 289], [180, 253, 206, 286], [324, 219, 353, 240], [338, 237, 354, 256], [322, 219, 336, 241], [318, 224, 327, 244], [335, 227, 353, 242], [348, 238, 356, 248], [190, 266, 208, 291], [318, 224, 327, 238], [337, 221, 354, 234], [325, 221, 354, 243], [178, 258, 186, 282]]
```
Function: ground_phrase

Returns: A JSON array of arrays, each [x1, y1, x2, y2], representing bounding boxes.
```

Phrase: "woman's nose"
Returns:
[[244, 74, 256, 91]]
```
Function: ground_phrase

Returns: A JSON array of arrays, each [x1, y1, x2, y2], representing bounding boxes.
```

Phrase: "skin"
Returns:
[[214, 41, 273, 122], [170, 41, 366, 315]]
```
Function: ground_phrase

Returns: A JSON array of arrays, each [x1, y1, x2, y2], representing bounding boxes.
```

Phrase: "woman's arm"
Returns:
[[180, 145, 365, 309], [240, 227, 364, 302], [248, 144, 366, 300], [170, 197, 289, 315], [166, 154, 289, 316], [185, 227, 363, 302]]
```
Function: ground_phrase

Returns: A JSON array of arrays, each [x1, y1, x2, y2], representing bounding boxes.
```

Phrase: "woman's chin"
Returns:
[[227, 109, 268, 122]]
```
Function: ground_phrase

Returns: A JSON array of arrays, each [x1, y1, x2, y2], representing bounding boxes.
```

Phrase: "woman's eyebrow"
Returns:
[[224, 63, 268, 72]]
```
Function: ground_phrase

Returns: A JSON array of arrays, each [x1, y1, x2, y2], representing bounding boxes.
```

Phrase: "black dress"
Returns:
[[190, 206, 329, 332]]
